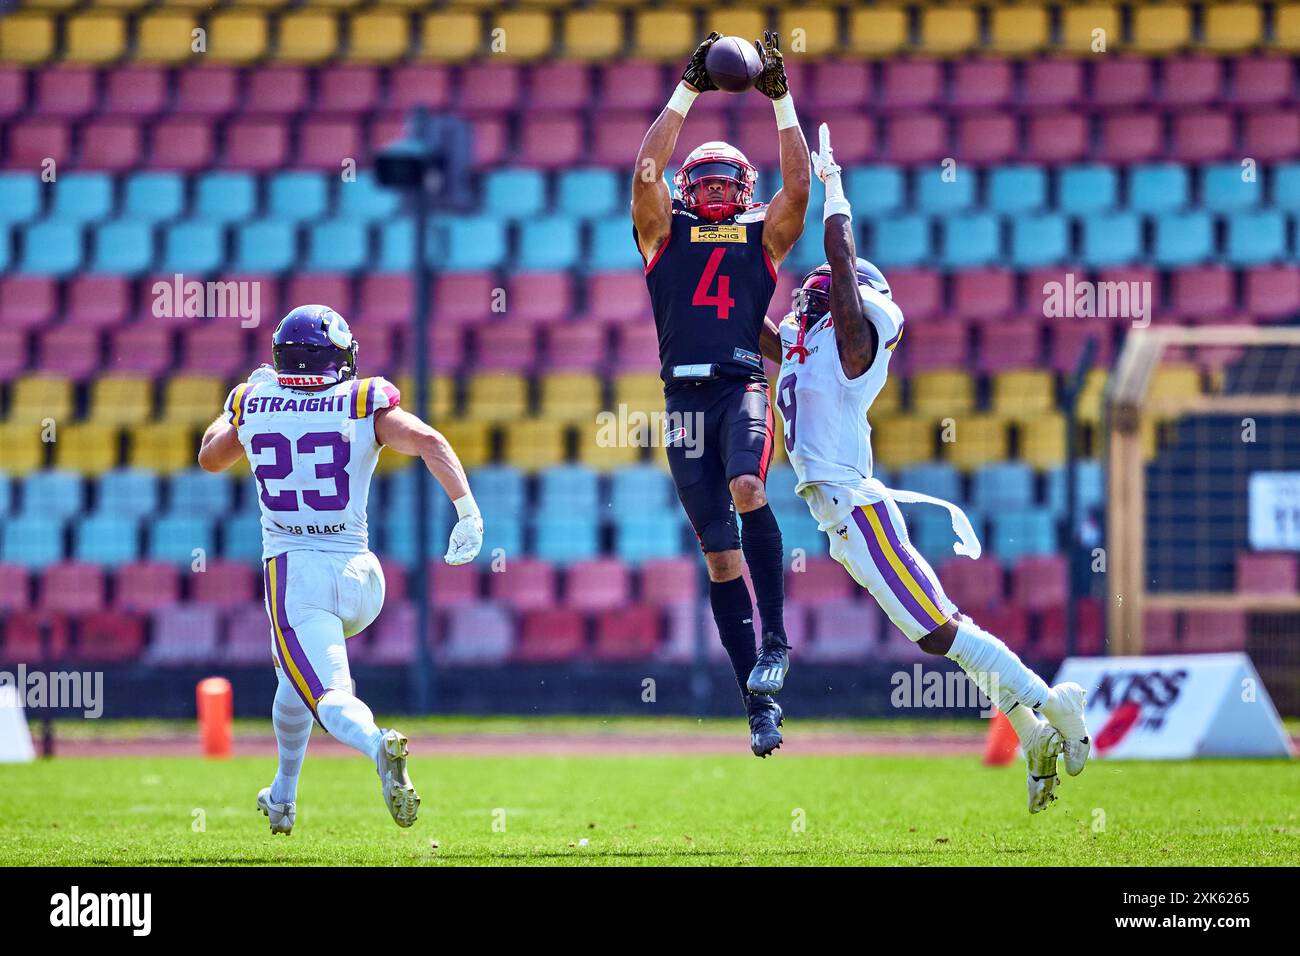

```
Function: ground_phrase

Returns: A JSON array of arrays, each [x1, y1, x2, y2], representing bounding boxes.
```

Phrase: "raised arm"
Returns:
[[632, 33, 720, 263], [198, 417, 244, 473], [753, 33, 809, 268], [812, 124, 877, 380]]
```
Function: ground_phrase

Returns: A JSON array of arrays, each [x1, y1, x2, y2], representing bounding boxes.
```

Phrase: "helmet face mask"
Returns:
[[272, 305, 359, 387], [793, 270, 833, 326], [673, 143, 757, 223]]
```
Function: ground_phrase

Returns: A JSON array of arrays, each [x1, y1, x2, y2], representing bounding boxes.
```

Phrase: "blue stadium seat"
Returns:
[[169, 469, 234, 519], [518, 215, 579, 270], [222, 513, 265, 563], [1058, 165, 1118, 215], [1201, 162, 1260, 212], [0, 173, 41, 225], [0, 228, 11, 272], [307, 219, 369, 271], [1080, 211, 1142, 266], [971, 462, 1035, 512], [196, 172, 257, 224], [538, 464, 599, 513], [558, 168, 619, 219], [0, 516, 63, 569], [92, 220, 155, 273], [845, 167, 905, 216], [872, 214, 933, 268], [484, 169, 547, 219], [473, 515, 524, 567], [20, 471, 84, 521], [382, 471, 451, 526], [162, 220, 225, 273], [590, 217, 643, 270], [1272, 163, 1300, 212], [613, 512, 683, 564], [610, 464, 673, 513], [149, 515, 215, 565], [534, 513, 600, 565], [337, 172, 401, 222], [940, 213, 999, 269], [1153, 210, 1214, 266], [442, 216, 507, 271], [466, 465, 526, 517], [74, 514, 140, 567], [377, 216, 415, 271], [897, 464, 963, 505], [1045, 460, 1105, 515], [235, 219, 298, 273], [53, 173, 114, 223], [773, 503, 825, 561], [1225, 210, 1289, 265], [0, 474, 10, 515], [765, 465, 799, 503], [1010, 213, 1070, 267], [268, 172, 328, 223], [989, 508, 1058, 563], [378, 510, 455, 566], [914, 168, 976, 214], [20, 220, 82, 275], [124, 172, 185, 222], [1129, 164, 1189, 214], [96, 469, 160, 520], [987, 166, 1047, 214], [905, 507, 975, 567]]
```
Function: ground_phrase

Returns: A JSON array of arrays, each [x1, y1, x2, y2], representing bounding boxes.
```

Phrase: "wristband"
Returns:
[[772, 93, 798, 130], [823, 196, 852, 222], [452, 492, 480, 521], [667, 82, 698, 117]]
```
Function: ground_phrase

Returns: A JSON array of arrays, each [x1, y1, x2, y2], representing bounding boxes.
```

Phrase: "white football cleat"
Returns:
[[375, 729, 420, 828], [1023, 719, 1064, 814], [1040, 682, 1090, 776], [257, 787, 295, 836]]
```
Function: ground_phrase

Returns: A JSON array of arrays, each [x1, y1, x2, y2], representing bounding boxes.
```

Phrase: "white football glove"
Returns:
[[248, 363, 278, 386], [444, 514, 483, 566], [810, 123, 851, 221]]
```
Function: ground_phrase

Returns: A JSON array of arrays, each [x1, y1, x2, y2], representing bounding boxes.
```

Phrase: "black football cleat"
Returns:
[[748, 695, 784, 758], [746, 632, 791, 695]]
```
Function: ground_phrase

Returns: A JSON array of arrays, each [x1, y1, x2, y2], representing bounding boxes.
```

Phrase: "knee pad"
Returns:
[[699, 518, 741, 554]]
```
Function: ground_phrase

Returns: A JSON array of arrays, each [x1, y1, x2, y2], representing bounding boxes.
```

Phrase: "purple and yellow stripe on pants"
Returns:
[[264, 553, 326, 717], [851, 502, 949, 632]]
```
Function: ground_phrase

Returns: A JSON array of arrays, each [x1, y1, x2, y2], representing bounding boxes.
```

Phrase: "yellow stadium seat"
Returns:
[[129, 423, 196, 474], [871, 415, 935, 470], [847, 7, 909, 58], [991, 369, 1056, 423], [205, 0, 289, 7], [874, 375, 903, 417], [1275, 5, 1300, 50], [1019, 413, 1068, 470], [420, 11, 484, 62], [1147, 363, 1203, 406], [9, 375, 73, 426], [89, 376, 153, 427], [53, 423, 121, 476], [163, 375, 225, 425], [492, 11, 554, 61], [90, 0, 154, 10], [539, 372, 603, 423], [464, 373, 530, 423], [0, 423, 46, 476], [434, 421, 492, 470], [65, 13, 128, 64], [560, 10, 623, 60], [989, 5, 1050, 56], [22, 0, 80, 9], [153, 0, 226, 8], [632, 10, 698, 61], [277, 11, 339, 64], [700, 10, 768, 43], [392, 375, 455, 422], [578, 419, 647, 472], [776, 8, 839, 59], [1076, 368, 1107, 427], [1202, 3, 1263, 52], [910, 370, 975, 419], [1131, 4, 1192, 53], [502, 419, 569, 471], [920, 7, 979, 56], [1060, 5, 1121, 55], [612, 372, 664, 416], [347, 9, 411, 63], [941, 414, 1010, 471], [307, 0, 365, 7], [0, 14, 57, 65], [204, 11, 267, 64]]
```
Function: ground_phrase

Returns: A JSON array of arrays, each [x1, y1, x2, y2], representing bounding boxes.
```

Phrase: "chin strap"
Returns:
[[784, 317, 809, 363]]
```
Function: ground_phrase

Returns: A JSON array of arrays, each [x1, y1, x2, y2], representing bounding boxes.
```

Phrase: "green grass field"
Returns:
[[1, 722, 1295, 866]]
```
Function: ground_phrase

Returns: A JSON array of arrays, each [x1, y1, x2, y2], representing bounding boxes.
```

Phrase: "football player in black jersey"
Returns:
[[631, 32, 810, 756]]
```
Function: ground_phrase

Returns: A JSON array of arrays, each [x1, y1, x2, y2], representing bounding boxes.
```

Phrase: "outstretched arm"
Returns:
[[632, 33, 720, 263], [374, 405, 483, 565], [198, 418, 243, 473], [753, 33, 809, 267], [812, 124, 877, 380]]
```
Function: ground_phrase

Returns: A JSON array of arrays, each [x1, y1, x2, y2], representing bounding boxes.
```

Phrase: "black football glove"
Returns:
[[681, 31, 721, 92], [754, 31, 789, 100]]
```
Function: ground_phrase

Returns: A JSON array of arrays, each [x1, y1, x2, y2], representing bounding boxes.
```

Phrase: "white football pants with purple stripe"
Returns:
[[262, 550, 386, 719]]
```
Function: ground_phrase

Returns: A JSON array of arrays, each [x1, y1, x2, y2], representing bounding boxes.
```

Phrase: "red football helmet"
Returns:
[[673, 141, 758, 223]]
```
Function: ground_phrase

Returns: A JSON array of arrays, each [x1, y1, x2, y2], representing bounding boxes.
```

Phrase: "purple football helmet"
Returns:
[[271, 305, 358, 387]]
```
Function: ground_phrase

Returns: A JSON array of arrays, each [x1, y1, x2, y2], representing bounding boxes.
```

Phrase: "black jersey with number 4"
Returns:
[[635, 200, 777, 389]]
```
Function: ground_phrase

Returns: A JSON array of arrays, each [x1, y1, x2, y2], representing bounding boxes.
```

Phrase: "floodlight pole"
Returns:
[[1064, 336, 1098, 660]]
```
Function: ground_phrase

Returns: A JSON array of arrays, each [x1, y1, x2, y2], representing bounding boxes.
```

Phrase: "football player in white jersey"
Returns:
[[767, 127, 1091, 812], [198, 305, 484, 833]]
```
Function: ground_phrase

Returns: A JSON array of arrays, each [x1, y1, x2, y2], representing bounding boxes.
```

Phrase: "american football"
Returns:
[[704, 35, 763, 93]]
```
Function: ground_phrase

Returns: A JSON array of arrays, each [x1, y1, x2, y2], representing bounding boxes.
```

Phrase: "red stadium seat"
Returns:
[[1235, 552, 1299, 594], [1171, 267, 1235, 319], [461, 63, 522, 113], [1244, 266, 1300, 320], [506, 272, 573, 326], [41, 562, 105, 614], [80, 119, 143, 171], [1099, 112, 1163, 163], [880, 60, 942, 111], [1159, 57, 1223, 109], [37, 326, 101, 379], [246, 66, 309, 115], [388, 66, 452, 111], [358, 274, 413, 327], [439, 602, 514, 666], [592, 110, 652, 167], [378, 558, 407, 601], [0, 277, 57, 328], [35, 67, 97, 117], [358, 326, 396, 372], [1009, 555, 1068, 613], [785, 557, 856, 604], [0, 67, 26, 119], [1026, 114, 1087, 163], [1142, 607, 1179, 653], [937, 556, 1006, 613], [736, 61, 807, 116], [1036, 598, 1104, 657], [1, 612, 70, 665], [434, 273, 495, 326], [811, 60, 873, 110], [882, 113, 947, 164], [812, 111, 874, 164], [900, 320, 969, 373], [592, 605, 660, 661], [520, 113, 584, 169], [223, 117, 290, 170], [612, 323, 661, 372], [475, 322, 538, 371], [564, 558, 631, 612], [601, 63, 667, 111], [515, 608, 587, 662], [411, 323, 466, 373], [104, 66, 167, 117], [1171, 111, 1233, 161], [284, 274, 353, 319], [956, 112, 1019, 165], [145, 605, 221, 665], [180, 324, 250, 376], [318, 66, 381, 114], [1241, 109, 1300, 161], [0, 329, 27, 382], [972, 604, 1030, 653], [1230, 57, 1293, 105], [430, 561, 480, 607], [888, 269, 943, 322], [366, 600, 419, 665], [488, 557, 557, 611], [189, 560, 255, 608], [77, 610, 145, 663], [107, 325, 172, 376], [546, 321, 608, 370], [528, 63, 592, 111], [5, 118, 71, 168], [805, 599, 879, 663], [298, 117, 362, 169], [734, 113, 784, 168], [952, 269, 1016, 322], [222, 602, 273, 666], [640, 557, 699, 605], [1021, 60, 1083, 110], [1049, 322, 1114, 373], [977, 319, 1044, 372], [1182, 609, 1247, 652], [669, 115, 729, 164], [588, 271, 649, 325], [174, 66, 240, 117], [115, 561, 181, 613], [951, 60, 1012, 110], [470, 116, 509, 169], [0, 564, 31, 612], [149, 117, 214, 171], [1092, 57, 1153, 110]]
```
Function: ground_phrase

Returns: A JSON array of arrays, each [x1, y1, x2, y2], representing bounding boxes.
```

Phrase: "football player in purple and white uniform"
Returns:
[[199, 305, 483, 834]]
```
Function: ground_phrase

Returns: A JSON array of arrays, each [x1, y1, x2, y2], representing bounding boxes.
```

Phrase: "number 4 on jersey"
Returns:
[[692, 247, 735, 320]]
